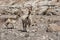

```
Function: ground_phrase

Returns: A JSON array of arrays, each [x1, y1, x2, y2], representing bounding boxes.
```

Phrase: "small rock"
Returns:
[[47, 23, 60, 32]]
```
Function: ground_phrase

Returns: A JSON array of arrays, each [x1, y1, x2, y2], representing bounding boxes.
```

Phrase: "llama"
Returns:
[[21, 7, 32, 32]]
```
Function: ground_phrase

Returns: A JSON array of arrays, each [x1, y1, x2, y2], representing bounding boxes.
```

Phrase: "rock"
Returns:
[[0, 15, 17, 19], [47, 23, 60, 32], [7, 23, 14, 29]]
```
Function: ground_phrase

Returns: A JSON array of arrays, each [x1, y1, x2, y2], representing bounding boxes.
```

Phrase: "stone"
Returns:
[[47, 23, 60, 32]]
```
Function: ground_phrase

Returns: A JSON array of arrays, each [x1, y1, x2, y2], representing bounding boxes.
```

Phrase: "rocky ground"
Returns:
[[0, 0, 60, 40]]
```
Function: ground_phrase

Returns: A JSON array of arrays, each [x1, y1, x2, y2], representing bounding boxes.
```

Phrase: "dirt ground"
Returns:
[[0, 0, 60, 40]]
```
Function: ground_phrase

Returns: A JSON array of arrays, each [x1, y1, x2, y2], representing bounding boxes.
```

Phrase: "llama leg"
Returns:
[[23, 23, 27, 32], [28, 19, 31, 27], [22, 20, 27, 32]]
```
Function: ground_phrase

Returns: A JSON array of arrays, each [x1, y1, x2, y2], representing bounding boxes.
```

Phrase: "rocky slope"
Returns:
[[0, 0, 60, 40]]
